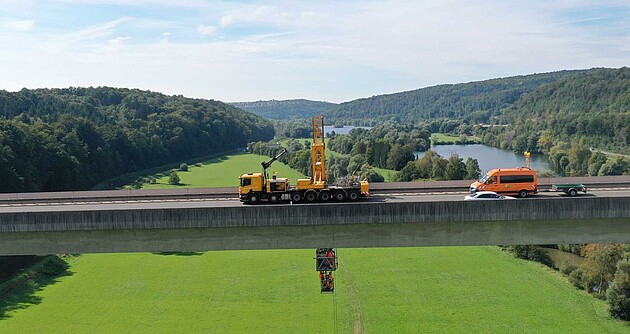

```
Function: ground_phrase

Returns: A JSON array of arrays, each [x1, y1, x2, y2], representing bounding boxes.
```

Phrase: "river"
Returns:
[[416, 144, 551, 174], [324, 125, 371, 135]]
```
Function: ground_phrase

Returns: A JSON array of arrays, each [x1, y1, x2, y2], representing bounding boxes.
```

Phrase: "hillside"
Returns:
[[230, 99, 337, 120], [324, 70, 588, 124], [499, 67, 630, 153], [0, 87, 274, 192]]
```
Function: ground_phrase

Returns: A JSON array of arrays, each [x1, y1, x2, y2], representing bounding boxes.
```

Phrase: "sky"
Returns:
[[0, 0, 629, 103]]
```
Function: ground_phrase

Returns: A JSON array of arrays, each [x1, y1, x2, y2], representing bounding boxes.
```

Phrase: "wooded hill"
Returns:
[[496, 67, 630, 155], [324, 69, 589, 125], [0, 87, 274, 192], [230, 99, 337, 120]]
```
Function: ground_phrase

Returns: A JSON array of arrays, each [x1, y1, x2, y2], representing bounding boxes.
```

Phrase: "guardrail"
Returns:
[[1, 175, 629, 204]]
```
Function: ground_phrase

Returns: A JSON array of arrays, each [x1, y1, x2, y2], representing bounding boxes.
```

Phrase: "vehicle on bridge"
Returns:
[[550, 184, 587, 197], [470, 167, 538, 198], [464, 191, 515, 200], [239, 115, 369, 204]]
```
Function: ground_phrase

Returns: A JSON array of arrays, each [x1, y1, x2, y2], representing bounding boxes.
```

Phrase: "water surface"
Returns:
[[416, 144, 551, 174]]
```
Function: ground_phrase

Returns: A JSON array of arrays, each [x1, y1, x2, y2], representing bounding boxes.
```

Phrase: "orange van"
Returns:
[[469, 168, 538, 198]]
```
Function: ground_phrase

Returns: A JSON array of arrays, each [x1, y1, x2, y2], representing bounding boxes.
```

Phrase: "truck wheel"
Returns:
[[348, 190, 359, 201], [305, 191, 317, 202], [291, 192, 302, 203], [518, 190, 528, 198], [248, 193, 260, 204], [568, 189, 577, 197], [319, 191, 331, 201], [269, 194, 280, 203], [334, 191, 346, 201]]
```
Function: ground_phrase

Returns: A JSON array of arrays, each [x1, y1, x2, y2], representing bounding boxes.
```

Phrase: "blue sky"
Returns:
[[0, 0, 629, 102]]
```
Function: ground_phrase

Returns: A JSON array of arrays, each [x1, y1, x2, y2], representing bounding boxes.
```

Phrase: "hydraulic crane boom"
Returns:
[[261, 148, 288, 180]]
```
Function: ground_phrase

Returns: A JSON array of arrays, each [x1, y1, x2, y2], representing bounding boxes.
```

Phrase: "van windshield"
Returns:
[[478, 174, 489, 183]]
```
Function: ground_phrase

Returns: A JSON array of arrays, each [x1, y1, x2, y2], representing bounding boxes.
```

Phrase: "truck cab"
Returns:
[[239, 172, 292, 203], [239, 173, 263, 201]]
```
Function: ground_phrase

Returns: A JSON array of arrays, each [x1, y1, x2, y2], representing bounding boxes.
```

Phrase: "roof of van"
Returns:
[[487, 167, 536, 173]]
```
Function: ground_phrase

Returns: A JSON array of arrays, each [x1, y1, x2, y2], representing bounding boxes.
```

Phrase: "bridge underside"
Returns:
[[1, 197, 629, 255], [1, 217, 629, 255]]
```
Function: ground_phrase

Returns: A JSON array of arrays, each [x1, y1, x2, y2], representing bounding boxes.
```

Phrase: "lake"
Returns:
[[416, 144, 551, 174], [324, 125, 371, 135]]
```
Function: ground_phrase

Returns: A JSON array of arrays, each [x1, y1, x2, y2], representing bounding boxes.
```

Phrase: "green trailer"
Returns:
[[551, 184, 587, 197]]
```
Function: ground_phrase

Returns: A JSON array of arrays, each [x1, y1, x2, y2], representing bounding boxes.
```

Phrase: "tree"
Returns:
[[445, 154, 466, 180], [359, 165, 384, 182], [465, 157, 481, 180], [580, 244, 624, 295], [350, 140, 367, 156], [567, 141, 591, 176], [179, 163, 188, 171], [431, 158, 448, 180], [598, 157, 630, 176], [387, 144, 414, 171], [507, 245, 553, 267], [588, 152, 608, 176], [607, 259, 630, 320], [168, 171, 181, 185], [347, 155, 366, 176]]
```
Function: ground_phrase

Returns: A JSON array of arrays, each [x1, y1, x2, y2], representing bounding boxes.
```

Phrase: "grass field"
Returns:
[[372, 167, 396, 182], [137, 153, 306, 189], [0, 247, 627, 333], [431, 133, 481, 144]]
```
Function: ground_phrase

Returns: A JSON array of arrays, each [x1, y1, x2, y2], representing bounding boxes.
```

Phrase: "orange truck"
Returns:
[[469, 167, 538, 198]]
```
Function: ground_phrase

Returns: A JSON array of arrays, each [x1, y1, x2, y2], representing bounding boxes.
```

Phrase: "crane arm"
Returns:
[[261, 148, 288, 178]]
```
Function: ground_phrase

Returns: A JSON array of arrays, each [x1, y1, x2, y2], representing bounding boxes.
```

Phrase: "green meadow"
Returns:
[[138, 153, 305, 189], [1, 248, 627, 333], [431, 133, 481, 144]]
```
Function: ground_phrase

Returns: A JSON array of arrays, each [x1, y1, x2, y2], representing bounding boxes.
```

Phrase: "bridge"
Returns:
[[1, 176, 629, 255]]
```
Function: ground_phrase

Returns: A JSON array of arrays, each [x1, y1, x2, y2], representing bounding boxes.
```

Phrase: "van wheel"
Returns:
[[291, 192, 302, 203], [518, 190, 528, 198], [568, 189, 577, 197]]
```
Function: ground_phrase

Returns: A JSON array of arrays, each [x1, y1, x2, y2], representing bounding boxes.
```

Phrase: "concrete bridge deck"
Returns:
[[1, 193, 629, 255]]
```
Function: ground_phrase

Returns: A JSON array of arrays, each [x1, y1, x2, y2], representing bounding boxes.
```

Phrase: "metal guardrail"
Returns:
[[1, 175, 629, 204]]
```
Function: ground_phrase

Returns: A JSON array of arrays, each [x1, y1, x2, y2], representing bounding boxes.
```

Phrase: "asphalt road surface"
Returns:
[[1, 188, 629, 213]]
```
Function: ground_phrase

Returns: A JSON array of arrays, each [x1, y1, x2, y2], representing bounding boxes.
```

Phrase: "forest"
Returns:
[[465, 68, 630, 176], [323, 69, 588, 125], [230, 99, 337, 120], [0, 87, 274, 192]]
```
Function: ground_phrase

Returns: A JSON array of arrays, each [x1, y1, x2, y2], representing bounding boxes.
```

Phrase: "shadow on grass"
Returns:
[[202, 153, 234, 165], [0, 255, 72, 320], [154, 251, 204, 256]]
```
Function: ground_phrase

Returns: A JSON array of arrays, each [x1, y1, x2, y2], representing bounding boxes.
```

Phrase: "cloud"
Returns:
[[107, 36, 131, 51], [0, 0, 629, 103], [4, 20, 35, 32], [197, 24, 216, 36], [56, 0, 211, 8], [56, 17, 131, 45], [219, 15, 233, 27]]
